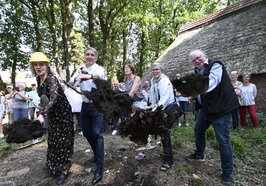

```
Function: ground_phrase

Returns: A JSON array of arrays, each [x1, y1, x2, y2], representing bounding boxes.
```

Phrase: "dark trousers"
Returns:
[[81, 102, 105, 169], [160, 115, 174, 164], [74, 112, 82, 132], [195, 110, 233, 175], [160, 129, 173, 164], [231, 108, 239, 130]]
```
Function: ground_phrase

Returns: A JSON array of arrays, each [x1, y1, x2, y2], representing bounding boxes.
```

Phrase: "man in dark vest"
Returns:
[[185, 49, 239, 185]]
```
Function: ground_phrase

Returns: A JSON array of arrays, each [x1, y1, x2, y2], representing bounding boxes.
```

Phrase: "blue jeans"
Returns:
[[81, 102, 105, 169], [13, 108, 29, 121], [111, 119, 118, 130], [194, 110, 233, 175]]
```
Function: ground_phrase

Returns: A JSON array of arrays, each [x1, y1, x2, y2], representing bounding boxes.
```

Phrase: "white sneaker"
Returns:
[[78, 132, 83, 136], [185, 123, 190, 126], [145, 142, 156, 150], [178, 123, 182, 127], [32, 138, 42, 144], [112, 130, 117, 135], [0, 133, 4, 138]]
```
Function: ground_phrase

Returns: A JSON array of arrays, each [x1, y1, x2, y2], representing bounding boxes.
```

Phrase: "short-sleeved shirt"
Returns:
[[12, 91, 29, 109]]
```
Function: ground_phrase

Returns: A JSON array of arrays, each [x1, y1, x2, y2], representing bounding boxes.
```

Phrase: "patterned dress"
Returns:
[[37, 73, 74, 176]]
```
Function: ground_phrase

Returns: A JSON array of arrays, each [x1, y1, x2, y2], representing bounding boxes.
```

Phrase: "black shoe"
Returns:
[[56, 173, 67, 185], [92, 168, 103, 185], [84, 157, 96, 166], [222, 173, 234, 185], [185, 153, 205, 162]]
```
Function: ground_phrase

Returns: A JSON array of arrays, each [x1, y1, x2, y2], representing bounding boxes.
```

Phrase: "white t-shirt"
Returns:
[[240, 83, 257, 106]]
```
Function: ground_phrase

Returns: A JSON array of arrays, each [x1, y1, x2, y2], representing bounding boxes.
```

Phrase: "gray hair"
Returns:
[[151, 62, 164, 71], [230, 71, 238, 75], [84, 47, 98, 59], [189, 49, 207, 61]]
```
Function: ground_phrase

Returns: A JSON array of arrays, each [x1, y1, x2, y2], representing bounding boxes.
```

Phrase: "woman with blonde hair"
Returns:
[[29, 52, 74, 185]]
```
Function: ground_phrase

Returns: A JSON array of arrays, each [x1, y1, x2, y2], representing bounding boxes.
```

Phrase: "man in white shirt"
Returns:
[[70, 47, 106, 185]]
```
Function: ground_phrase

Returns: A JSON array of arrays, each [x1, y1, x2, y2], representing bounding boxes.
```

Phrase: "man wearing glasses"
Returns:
[[185, 49, 239, 185]]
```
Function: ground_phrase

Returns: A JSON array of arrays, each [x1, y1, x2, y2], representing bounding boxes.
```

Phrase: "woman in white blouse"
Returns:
[[239, 73, 259, 128]]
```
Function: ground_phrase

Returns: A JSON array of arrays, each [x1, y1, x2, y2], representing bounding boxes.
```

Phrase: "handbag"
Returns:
[[164, 102, 183, 128]]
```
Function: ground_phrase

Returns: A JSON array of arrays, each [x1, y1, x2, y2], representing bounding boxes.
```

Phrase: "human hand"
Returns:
[[36, 114, 45, 123], [146, 104, 158, 111], [77, 74, 92, 81]]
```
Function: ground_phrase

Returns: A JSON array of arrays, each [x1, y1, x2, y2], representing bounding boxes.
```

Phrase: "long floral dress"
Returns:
[[37, 73, 74, 176]]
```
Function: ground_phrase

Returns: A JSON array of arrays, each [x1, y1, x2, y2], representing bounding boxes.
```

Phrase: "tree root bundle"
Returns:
[[81, 79, 133, 121], [118, 108, 168, 145], [4, 118, 46, 143], [171, 73, 209, 97]]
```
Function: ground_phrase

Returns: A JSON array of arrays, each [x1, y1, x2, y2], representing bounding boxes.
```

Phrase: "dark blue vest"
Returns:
[[196, 60, 239, 120]]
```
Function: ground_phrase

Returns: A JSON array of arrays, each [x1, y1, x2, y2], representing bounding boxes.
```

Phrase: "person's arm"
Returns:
[[92, 66, 106, 80], [16, 91, 30, 101], [157, 78, 172, 108], [1, 96, 6, 113], [5, 93, 13, 100], [206, 63, 223, 92], [40, 76, 60, 116], [253, 84, 257, 98], [69, 68, 82, 85], [129, 76, 141, 97]]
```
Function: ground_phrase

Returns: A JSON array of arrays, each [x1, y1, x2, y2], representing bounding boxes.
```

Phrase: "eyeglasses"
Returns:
[[191, 55, 202, 63], [152, 68, 160, 71]]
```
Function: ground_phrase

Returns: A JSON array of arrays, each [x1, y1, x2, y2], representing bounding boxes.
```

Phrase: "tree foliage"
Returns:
[[0, 0, 240, 83]]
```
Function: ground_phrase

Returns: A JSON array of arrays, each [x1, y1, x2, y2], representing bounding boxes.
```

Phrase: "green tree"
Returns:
[[0, 0, 33, 86]]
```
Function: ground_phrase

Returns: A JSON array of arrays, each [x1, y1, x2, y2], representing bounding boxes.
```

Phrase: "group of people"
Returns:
[[230, 71, 259, 130], [0, 47, 260, 185]]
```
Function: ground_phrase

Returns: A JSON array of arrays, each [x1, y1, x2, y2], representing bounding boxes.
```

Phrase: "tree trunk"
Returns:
[[11, 55, 17, 87], [29, 0, 42, 51], [87, 0, 95, 47], [139, 31, 145, 77], [60, 0, 74, 81], [122, 28, 127, 67], [48, 0, 60, 73]]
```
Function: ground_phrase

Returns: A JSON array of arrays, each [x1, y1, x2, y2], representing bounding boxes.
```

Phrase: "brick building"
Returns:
[[143, 0, 266, 114]]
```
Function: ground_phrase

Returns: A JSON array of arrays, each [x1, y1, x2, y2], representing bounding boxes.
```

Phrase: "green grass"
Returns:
[[171, 115, 266, 162], [0, 134, 47, 159]]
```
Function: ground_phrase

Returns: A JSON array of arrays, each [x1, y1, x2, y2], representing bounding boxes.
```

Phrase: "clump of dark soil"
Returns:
[[119, 108, 168, 145], [4, 118, 46, 143], [171, 73, 209, 97], [87, 79, 133, 121]]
